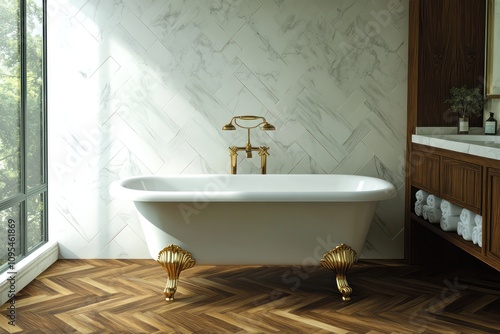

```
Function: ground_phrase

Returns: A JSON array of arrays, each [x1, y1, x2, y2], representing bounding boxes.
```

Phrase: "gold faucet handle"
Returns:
[[258, 146, 270, 156], [229, 146, 239, 155]]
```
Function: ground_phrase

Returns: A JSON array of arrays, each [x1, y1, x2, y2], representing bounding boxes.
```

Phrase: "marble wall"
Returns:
[[48, 0, 408, 259]]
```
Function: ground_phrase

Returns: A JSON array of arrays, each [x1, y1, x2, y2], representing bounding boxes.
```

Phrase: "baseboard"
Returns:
[[0, 241, 59, 306]]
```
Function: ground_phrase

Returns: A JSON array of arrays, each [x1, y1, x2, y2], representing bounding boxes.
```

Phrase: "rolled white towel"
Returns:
[[440, 200, 463, 216], [460, 209, 476, 241], [422, 205, 429, 220], [423, 205, 442, 223], [415, 201, 423, 216], [415, 189, 429, 203], [473, 215, 483, 247], [428, 209, 443, 224], [440, 215, 460, 232], [460, 209, 476, 226], [426, 195, 442, 208], [474, 215, 482, 227], [472, 226, 479, 245], [461, 220, 475, 241], [457, 221, 464, 236]]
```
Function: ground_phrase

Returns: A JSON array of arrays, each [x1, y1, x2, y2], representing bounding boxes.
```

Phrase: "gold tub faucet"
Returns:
[[222, 115, 275, 174]]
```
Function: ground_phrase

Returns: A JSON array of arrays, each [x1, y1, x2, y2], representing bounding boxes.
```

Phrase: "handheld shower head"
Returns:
[[261, 122, 276, 131], [222, 122, 236, 130]]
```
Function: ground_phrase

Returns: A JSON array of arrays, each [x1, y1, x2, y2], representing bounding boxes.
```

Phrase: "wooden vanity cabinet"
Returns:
[[410, 145, 482, 212], [408, 144, 500, 271], [440, 157, 482, 214], [486, 168, 500, 263], [405, 0, 493, 269], [410, 150, 440, 194]]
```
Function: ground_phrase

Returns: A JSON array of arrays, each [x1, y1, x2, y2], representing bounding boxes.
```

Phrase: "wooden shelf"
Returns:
[[411, 213, 487, 260]]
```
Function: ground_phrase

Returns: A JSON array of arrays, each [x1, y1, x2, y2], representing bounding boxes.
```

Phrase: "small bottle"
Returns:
[[485, 112, 497, 135]]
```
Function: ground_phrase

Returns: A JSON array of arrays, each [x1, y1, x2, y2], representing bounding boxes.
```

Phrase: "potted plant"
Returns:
[[445, 86, 485, 134]]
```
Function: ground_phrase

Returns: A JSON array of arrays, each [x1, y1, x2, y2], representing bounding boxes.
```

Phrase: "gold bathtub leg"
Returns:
[[320, 244, 358, 301], [157, 244, 196, 301]]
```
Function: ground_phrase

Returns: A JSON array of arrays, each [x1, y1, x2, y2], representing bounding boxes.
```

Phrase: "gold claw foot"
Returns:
[[320, 243, 358, 301], [157, 244, 196, 301]]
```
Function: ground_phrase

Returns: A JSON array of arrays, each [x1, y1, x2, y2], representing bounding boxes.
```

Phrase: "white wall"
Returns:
[[48, 0, 408, 259]]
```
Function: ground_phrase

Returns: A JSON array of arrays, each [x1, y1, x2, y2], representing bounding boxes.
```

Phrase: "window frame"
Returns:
[[0, 0, 48, 273]]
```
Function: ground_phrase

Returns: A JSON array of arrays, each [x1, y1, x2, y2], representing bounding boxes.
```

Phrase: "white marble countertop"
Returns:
[[412, 134, 500, 160]]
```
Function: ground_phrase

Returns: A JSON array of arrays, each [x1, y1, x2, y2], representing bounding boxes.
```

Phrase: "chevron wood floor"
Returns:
[[1, 259, 500, 334]]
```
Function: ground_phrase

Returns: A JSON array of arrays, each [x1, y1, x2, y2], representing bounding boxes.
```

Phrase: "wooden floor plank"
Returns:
[[270, 309, 352, 334], [2, 259, 499, 333]]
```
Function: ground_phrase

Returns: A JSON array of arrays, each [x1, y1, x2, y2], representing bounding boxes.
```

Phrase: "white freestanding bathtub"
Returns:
[[111, 174, 396, 301]]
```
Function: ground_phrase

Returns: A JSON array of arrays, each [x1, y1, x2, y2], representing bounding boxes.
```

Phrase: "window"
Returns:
[[0, 0, 47, 272]]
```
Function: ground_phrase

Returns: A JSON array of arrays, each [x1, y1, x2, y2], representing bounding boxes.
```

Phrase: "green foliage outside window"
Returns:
[[0, 0, 46, 271]]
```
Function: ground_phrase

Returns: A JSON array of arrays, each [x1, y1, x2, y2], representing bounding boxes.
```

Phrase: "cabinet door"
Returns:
[[487, 168, 500, 261], [440, 157, 482, 212], [410, 150, 440, 194]]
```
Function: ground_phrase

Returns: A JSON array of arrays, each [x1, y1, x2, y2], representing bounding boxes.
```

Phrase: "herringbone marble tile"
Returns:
[[48, 0, 408, 261], [2, 259, 499, 333]]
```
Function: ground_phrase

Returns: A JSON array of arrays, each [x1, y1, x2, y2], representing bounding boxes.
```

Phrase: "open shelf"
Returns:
[[411, 213, 484, 258]]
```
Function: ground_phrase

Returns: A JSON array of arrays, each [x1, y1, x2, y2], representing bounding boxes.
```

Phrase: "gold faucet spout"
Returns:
[[245, 128, 253, 158], [245, 146, 253, 158]]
